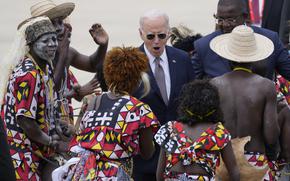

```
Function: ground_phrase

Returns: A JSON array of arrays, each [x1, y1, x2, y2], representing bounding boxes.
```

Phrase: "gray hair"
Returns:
[[140, 72, 150, 99], [139, 9, 170, 30]]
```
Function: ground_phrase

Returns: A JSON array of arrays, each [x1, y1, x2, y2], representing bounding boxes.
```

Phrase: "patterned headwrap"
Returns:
[[25, 19, 55, 44]]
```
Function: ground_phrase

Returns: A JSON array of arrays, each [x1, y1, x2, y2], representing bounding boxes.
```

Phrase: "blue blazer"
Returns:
[[133, 45, 195, 174], [192, 26, 290, 80]]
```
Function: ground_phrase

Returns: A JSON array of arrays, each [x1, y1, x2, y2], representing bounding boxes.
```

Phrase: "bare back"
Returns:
[[211, 71, 279, 153], [278, 106, 290, 161]]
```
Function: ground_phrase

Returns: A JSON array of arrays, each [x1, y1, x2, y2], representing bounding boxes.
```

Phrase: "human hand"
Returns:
[[89, 23, 109, 46], [74, 77, 101, 98], [57, 24, 72, 60], [55, 140, 70, 153], [59, 120, 76, 137], [57, 23, 72, 42], [55, 120, 73, 142], [49, 134, 61, 150]]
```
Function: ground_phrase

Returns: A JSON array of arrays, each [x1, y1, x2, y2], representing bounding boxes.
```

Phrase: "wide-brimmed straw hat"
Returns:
[[210, 25, 274, 63], [30, 0, 75, 20]]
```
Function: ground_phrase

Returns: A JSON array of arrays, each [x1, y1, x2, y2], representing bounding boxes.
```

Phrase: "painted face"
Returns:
[[139, 16, 170, 57], [216, 4, 245, 33], [32, 33, 58, 61], [51, 17, 65, 40]]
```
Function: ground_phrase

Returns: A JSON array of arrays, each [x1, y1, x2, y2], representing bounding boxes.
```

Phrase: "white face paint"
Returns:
[[32, 33, 58, 62]]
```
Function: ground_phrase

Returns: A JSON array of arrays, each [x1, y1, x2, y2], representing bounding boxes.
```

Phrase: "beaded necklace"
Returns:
[[26, 54, 57, 132]]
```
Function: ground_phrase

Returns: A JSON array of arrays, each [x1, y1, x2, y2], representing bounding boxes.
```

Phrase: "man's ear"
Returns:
[[139, 28, 145, 41]]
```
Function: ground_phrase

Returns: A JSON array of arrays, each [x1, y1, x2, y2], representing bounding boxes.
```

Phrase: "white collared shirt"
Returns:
[[144, 45, 171, 99]]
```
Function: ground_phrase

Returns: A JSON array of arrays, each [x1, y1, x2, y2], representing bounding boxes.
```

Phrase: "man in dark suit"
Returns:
[[192, 0, 290, 80], [133, 9, 195, 180], [245, 0, 290, 46]]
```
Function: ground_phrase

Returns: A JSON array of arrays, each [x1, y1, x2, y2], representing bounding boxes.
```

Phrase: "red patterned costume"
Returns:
[[244, 151, 279, 181], [154, 121, 231, 180], [1, 57, 57, 180], [65, 93, 159, 180], [275, 74, 290, 105]]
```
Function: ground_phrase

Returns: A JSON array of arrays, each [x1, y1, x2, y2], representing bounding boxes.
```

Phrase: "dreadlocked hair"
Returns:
[[177, 79, 223, 125], [170, 25, 202, 52]]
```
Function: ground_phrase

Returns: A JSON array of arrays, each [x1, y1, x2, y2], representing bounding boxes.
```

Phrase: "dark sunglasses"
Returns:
[[146, 33, 167, 40]]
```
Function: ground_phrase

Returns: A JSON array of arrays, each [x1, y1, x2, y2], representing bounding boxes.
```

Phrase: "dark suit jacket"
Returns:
[[278, 0, 290, 46], [0, 117, 16, 181], [245, 0, 290, 45], [192, 26, 290, 80], [133, 45, 195, 174], [262, 0, 284, 33]]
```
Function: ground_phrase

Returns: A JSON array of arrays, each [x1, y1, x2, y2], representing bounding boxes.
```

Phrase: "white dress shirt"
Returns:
[[144, 45, 171, 99]]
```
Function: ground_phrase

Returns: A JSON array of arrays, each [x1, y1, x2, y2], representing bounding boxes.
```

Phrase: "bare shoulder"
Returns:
[[253, 74, 276, 93], [256, 75, 275, 87], [210, 74, 228, 87]]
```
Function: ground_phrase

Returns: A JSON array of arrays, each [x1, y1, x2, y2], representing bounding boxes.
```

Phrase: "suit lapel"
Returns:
[[262, 0, 273, 27], [166, 46, 177, 103]]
